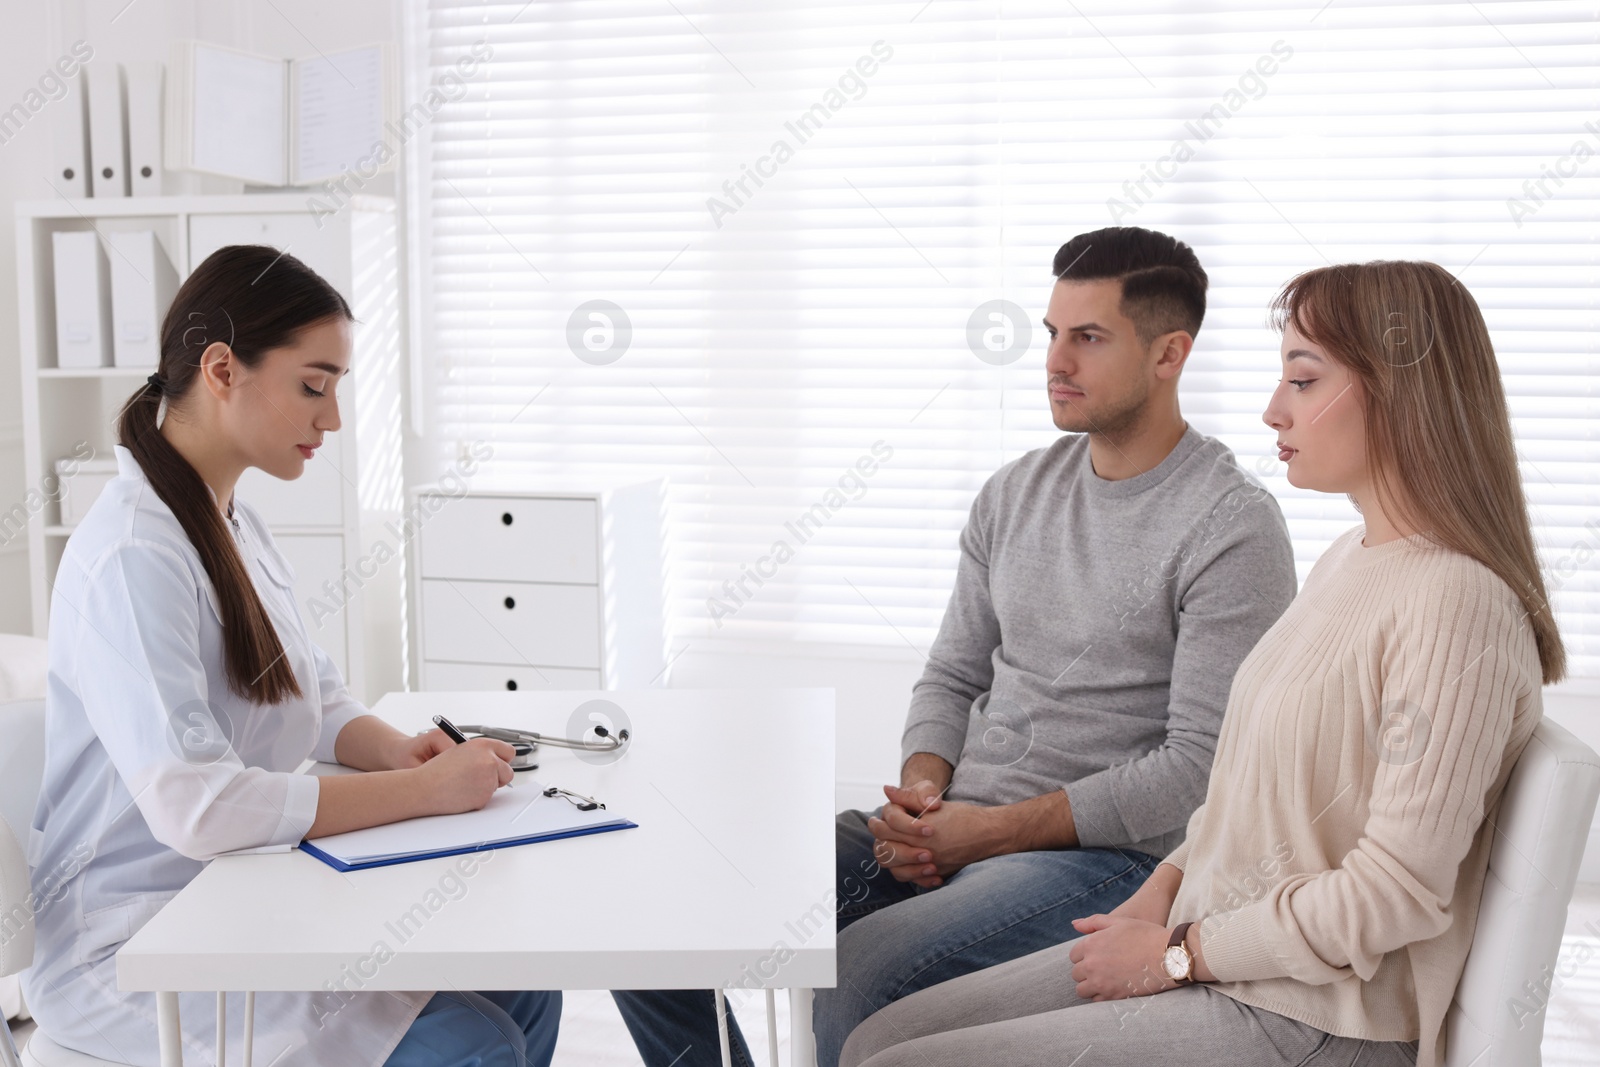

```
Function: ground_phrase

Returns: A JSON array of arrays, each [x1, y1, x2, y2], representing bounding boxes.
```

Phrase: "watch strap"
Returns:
[[1167, 921, 1196, 984]]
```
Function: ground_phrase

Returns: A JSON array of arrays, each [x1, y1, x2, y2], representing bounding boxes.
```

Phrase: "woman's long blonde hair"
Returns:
[[1270, 260, 1565, 684]]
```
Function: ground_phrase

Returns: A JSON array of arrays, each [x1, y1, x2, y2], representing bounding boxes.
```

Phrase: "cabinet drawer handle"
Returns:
[[501, 512, 514, 526], [504, 596, 516, 610], [506, 679, 518, 691]]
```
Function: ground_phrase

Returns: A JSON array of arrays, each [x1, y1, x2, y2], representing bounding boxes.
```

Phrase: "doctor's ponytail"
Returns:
[[116, 245, 352, 705]]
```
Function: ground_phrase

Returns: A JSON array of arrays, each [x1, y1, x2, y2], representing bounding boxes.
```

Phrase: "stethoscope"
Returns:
[[447, 722, 615, 807], [456, 723, 630, 755]]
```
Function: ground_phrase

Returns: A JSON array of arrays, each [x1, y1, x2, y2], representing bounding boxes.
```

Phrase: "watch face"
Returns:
[[1162, 945, 1189, 980]]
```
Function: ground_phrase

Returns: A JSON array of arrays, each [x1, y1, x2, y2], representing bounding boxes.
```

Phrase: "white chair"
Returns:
[[0, 633, 47, 1029], [0, 699, 133, 1067], [1445, 716, 1600, 1066]]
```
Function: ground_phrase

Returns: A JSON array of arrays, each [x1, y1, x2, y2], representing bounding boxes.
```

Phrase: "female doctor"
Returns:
[[23, 245, 560, 1067]]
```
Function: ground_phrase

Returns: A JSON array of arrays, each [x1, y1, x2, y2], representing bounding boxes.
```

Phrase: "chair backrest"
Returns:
[[0, 699, 46, 980], [1446, 716, 1600, 1066]]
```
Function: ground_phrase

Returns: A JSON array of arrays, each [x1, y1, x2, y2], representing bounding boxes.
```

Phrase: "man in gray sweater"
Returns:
[[613, 227, 1297, 1067]]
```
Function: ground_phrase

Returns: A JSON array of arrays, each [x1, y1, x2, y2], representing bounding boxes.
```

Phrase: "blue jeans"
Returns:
[[611, 987, 755, 1067], [614, 807, 1160, 1067], [385, 990, 561, 1067]]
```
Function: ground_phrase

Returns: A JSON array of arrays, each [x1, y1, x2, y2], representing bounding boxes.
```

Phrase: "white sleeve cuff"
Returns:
[[313, 704, 369, 765], [274, 772, 321, 845]]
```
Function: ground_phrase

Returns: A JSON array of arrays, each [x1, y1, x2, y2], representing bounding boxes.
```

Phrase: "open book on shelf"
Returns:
[[166, 39, 398, 187]]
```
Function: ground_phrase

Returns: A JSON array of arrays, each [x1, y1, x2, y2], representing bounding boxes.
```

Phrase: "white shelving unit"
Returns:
[[13, 194, 405, 703], [409, 481, 669, 692]]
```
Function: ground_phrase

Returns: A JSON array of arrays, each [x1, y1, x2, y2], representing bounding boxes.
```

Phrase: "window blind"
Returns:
[[410, 0, 1600, 678]]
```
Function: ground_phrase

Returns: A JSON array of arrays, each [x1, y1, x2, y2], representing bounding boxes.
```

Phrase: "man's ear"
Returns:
[[1152, 331, 1194, 381]]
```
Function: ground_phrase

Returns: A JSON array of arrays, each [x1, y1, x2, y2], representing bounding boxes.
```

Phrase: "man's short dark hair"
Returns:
[[1052, 227, 1208, 344]]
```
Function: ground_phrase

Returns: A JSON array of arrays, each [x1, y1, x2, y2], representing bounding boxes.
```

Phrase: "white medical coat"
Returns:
[[23, 445, 430, 1066]]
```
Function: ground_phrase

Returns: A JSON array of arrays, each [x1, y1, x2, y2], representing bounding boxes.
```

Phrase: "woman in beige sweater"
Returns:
[[840, 260, 1564, 1067]]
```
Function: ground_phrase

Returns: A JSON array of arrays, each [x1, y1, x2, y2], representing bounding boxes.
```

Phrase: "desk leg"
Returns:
[[764, 989, 779, 1067], [714, 988, 733, 1067], [156, 991, 182, 1067], [243, 991, 255, 1067], [788, 988, 816, 1067]]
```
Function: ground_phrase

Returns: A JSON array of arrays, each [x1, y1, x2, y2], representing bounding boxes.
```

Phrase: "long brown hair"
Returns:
[[1271, 260, 1564, 684], [116, 245, 352, 704]]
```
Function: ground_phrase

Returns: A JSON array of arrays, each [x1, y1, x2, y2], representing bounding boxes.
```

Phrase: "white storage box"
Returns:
[[56, 457, 119, 526]]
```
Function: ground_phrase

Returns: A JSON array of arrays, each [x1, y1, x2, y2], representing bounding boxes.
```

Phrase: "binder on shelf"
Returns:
[[52, 75, 90, 197], [299, 784, 637, 872], [125, 62, 165, 197], [52, 231, 112, 368], [108, 232, 178, 368], [167, 40, 397, 188], [86, 62, 128, 197]]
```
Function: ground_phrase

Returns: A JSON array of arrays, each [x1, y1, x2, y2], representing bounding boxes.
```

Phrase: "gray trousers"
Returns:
[[840, 938, 1419, 1067]]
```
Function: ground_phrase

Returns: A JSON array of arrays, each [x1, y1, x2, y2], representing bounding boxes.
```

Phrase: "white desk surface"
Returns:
[[117, 688, 836, 994]]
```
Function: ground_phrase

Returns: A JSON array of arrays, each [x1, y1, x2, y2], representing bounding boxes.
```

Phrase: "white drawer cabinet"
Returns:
[[420, 579, 601, 668], [422, 662, 602, 692], [419, 496, 598, 584], [410, 483, 668, 692]]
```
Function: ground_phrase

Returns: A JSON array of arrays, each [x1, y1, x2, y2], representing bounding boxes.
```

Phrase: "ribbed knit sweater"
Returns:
[[1164, 526, 1543, 1067]]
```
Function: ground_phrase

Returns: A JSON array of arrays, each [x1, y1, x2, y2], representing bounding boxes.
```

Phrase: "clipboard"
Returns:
[[299, 786, 636, 872]]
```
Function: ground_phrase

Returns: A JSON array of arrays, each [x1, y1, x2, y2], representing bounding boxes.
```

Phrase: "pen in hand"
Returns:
[[433, 714, 513, 788], [432, 714, 470, 744]]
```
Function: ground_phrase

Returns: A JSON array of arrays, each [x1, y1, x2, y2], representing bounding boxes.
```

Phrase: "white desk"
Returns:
[[117, 688, 836, 1066]]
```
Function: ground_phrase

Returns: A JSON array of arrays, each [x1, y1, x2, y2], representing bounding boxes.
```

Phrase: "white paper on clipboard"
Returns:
[[303, 784, 635, 868]]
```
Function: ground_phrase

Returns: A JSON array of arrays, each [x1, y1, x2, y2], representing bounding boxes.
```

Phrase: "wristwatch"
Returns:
[[1162, 922, 1196, 984]]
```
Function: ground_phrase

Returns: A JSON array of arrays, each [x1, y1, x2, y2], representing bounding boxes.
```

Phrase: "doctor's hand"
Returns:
[[412, 738, 517, 814], [386, 728, 459, 770]]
